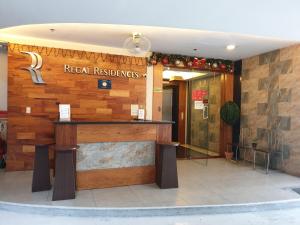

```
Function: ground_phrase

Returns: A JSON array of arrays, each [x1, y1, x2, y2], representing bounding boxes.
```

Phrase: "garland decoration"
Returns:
[[8, 43, 147, 66], [148, 52, 234, 73]]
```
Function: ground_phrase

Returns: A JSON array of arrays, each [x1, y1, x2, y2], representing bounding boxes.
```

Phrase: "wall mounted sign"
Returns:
[[98, 80, 111, 89], [192, 90, 208, 101], [138, 108, 145, 120], [21, 51, 45, 84], [130, 104, 139, 116], [64, 64, 145, 79], [59, 104, 71, 121], [194, 101, 204, 110]]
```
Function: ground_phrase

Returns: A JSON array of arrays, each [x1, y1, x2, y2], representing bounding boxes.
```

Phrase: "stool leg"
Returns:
[[157, 145, 178, 189], [32, 145, 51, 192], [266, 153, 270, 174], [53, 150, 56, 177], [52, 151, 75, 201], [253, 150, 256, 169]]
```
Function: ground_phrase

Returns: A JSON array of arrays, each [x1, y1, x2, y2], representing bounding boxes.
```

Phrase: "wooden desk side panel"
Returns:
[[155, 124, 172, 183], [76, 166, 155, 190], [77, 124, 157, 143], [55, 124, 77, 146], [156, 124, 172, 143]]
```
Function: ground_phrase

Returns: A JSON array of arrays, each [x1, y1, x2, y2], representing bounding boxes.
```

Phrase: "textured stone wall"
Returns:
[[208, 76, 221, 153], [77, 141, 155, 171], [241, 44, 300, 176]]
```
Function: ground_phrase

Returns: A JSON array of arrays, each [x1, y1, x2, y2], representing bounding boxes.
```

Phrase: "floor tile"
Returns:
[[0, 159, 299, 207]]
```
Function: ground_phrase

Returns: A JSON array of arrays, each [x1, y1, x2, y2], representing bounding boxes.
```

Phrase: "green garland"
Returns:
[[148, 52, 233, 73]]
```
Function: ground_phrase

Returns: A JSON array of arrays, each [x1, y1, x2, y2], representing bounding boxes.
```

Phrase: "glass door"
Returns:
[[186, 74, 221, 158]]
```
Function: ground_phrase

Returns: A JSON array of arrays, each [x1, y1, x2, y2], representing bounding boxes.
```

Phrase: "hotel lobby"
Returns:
[[1, 0, 300, 224]]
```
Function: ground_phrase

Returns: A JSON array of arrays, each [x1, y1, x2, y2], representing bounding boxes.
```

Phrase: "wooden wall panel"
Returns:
[[220, 73, 234, 156], [177, 81, 186, 144], [77, 124, 157, 143], [76, 166, 155, 190], [7, 43, 147, 171], [152, 64, 163, 120]]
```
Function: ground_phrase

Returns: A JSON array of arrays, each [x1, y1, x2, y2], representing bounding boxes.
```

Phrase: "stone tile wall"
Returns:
[[208, 76, 221, 153], [77, 141, 155, 171], [241, 44, 300, 176]]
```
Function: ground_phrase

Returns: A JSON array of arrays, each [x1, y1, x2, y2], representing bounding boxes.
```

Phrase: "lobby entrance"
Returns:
[[162, 69, 222, 159], [185, 73, 222, 158]]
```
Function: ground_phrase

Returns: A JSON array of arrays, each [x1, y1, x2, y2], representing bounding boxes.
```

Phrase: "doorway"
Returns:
[[162, 85, 179, 142], [162, 68, 222, 159], [185, 74, 221, 158]]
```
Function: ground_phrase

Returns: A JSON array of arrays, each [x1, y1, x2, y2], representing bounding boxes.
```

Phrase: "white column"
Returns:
[[146, 65, 153, 120], [0, 43, 8, 111]]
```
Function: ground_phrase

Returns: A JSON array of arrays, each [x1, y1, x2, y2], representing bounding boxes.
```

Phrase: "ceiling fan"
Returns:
[[123, 32, 151, 55]]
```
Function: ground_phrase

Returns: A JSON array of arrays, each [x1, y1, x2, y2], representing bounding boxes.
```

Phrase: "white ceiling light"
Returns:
[[163, 70, 207, 80], [226, 44, 236, 51], [123, 32, 151, 55]]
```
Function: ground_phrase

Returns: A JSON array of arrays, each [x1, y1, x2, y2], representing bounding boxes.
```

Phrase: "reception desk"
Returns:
[[54, 120, 173, 190]]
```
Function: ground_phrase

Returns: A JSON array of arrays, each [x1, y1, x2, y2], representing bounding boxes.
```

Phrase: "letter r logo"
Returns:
[[21, 51, 45, 84]]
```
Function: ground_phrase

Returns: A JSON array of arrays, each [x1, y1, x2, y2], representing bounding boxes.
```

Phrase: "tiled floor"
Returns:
[[0, 158, 300, 207]]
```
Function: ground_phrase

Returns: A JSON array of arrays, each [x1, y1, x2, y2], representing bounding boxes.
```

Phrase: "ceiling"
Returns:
[[1, 0, 300, 41], [0, 23, 297, 60]]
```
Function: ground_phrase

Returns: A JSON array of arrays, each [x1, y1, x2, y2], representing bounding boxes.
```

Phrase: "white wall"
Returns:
[[1, 0, 300, 41], [146, 66, 153, 120], [0, 43, 7, 111]]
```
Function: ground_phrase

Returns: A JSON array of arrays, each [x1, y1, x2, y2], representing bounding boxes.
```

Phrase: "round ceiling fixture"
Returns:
[[226, 44, 236, 51], [123, 32, 151, 55]]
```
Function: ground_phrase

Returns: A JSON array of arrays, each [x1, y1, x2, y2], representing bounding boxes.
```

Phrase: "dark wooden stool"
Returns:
[[52, 145, 78, 201], [32, 142, 54, 192], [156, 142, 179, 189]]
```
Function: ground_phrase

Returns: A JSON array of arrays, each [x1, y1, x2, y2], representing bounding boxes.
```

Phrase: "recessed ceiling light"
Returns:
[[226, 44, 236, 51], [49, 28, 56, 32]]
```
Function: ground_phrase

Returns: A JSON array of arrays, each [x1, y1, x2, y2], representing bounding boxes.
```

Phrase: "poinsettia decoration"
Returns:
[[148, 52, 233, 73]]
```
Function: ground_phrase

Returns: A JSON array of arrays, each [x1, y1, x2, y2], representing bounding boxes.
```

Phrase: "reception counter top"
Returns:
[[54, 120, 174, 125], [54, 120, 173, 190]]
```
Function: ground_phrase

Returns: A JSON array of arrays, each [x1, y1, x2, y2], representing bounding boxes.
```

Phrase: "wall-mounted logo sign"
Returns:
[[21, 51, 45, 84], [98, 80, 112, 89], [64, 64, 146, 79]]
